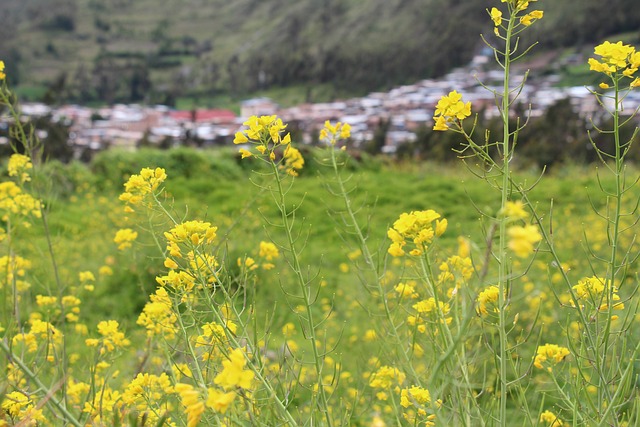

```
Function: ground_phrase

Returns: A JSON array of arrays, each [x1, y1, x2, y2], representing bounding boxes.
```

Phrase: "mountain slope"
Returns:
[[1, 0, 639, 105]]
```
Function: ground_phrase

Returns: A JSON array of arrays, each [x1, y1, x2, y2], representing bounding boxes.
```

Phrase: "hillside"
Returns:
[[1, 0, 639, 106]]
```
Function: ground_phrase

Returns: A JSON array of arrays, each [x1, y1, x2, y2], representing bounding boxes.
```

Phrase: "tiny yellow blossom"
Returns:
[[534, 343, 570, 370], [114, 228, 138, 250]]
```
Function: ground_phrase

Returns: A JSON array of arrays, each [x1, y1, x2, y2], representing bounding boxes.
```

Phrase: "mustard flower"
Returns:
[[206, 388, 236, 414], [164, 220, 217, 255], [400, 385, 431, 408], [0, 181, 42, 220], [476, 285, 500, 315], [259, 241, 280, 261], [86, 320, 130, 354], [0, 60, 5, 80], [119, 167, 167, 211], [534, 343, 570, 370], [387, 209, 444, 256], [175, 383, 205, 427], [82, 386, 123, 421], [282, 145, 305, 176], [122, 372, 174, 424], [369, 366, 406, 389], [395, 281, 419, 299], [589, 41, 638, 77], [7, 154, 33, 183], [490, 7, 502, 26], [507, 224, 541, 257], [0, 255, 32, 289], [234, 115, 292, 160], [432, 90, 472, 131], [572, 276, 624, 311], [122, 372, 175, 409], [214, 348, 255, 390], [137, 287, 178, 339], [320, 120, 351, 145], [500, 200, 528, 220], [114, 228, 138, 250], [540, 410, 564, 426], [519, 10, 543, 26], [1, 391, 45, 423]]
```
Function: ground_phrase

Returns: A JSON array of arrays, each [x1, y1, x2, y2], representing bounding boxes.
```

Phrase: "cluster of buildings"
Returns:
[[4, 51, 640, 157]]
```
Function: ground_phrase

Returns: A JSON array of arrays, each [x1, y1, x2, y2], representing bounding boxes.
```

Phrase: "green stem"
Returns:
[[497, 12, 516, 427], [270, 161, 333, 427]]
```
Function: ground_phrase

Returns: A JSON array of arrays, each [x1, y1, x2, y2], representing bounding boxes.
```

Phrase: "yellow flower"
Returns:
[[534, 344, 570, 370], [0, 60, 5, 80], [519, 10, 543, 26], [214, 348, 255, 390], [7, 154, 33, 183], [400, 385, 431, 408], [282, 145, 305, 176], [239, 148, 253, 159], [233, 131, 249, 144], [259, 241, 280, 261], [206, 388, 236, 414], [590, 41, 637, 75], [88, 320, 130, 354], [490, 7, 502, 26], [320, 120, 351, 144], [507, 224, 541, 257], [369, 366, 406, 389], [175, 383, 205, 427], [477, 285, 500, 315], [432, 115, 448, 131], [432, 91, 472, 131], [114, 228, 138, 250], [540, 410, 564, 426], [572, 276, 624, 311], [501, 200, 528, 220], [137, 287, 178, 339]]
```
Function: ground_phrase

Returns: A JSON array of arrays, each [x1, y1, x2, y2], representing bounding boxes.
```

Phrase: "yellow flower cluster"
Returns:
[[1, 391, 45, 424], [234, 115, 291, 160], [432, 90, 472, 131], [476, 285, 501, 316], [137, 287, 178, 339], [214, 348, 255, 390], [12, 319, 63, 361], [507, 224, 542, 258], [195, 320, 238, 361], [589, 41, 640, 87], [501, 0, 538, 11], [162, 220, 219, 286], [540, 410, 565, 427], [572, 276, 624, 311], [0, 181, 42, 224], [409, 298, 452, 331], [85, 320, 131, 355], [369, 366, 406, 389], [0, 255, 31, 291], [119, 167, 167, 212], [259, 240, 279, 270], [281, 145, 305, 176], [400, 386, 435, 425], [534, 343, 570, 371], [319, 120, 351, 145], [387, 210, 447, 257], [7, 154, 33, 183], [113, 227, 138, 250], [122, 373, 175, 426]]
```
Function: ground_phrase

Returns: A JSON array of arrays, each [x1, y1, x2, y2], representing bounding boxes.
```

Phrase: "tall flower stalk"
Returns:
[[234, 116, 333, 425], [433, 1, 543, 425]]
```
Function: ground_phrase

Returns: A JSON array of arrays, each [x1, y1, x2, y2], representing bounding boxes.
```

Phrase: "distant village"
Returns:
[[3, 50, 640, 158]]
